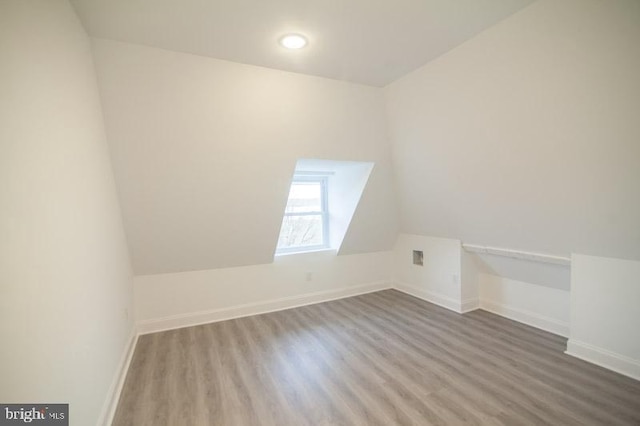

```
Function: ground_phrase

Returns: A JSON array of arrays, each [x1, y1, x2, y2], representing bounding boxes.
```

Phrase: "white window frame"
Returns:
[[276, 174, 330, 254]]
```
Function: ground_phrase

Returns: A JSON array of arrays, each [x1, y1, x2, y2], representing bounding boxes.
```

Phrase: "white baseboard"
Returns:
[[393, 282, 465, 313], [566, 340, 640, 381], [391, 282, 567, 338], [480, 299, 569, 337], [97, 327, 138, 426], [137, 281, 392, 335], [460, 298, 480, 313]]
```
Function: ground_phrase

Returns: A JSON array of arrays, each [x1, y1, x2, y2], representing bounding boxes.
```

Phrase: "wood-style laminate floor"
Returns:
[[113, 290, 640, 425]]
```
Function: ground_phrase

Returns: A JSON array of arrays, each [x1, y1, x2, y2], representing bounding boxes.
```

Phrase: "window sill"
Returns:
[[274, 248, 336, 258]]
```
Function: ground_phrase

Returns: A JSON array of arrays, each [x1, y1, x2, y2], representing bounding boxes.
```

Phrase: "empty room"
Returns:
[[2, 0, 640, 425]]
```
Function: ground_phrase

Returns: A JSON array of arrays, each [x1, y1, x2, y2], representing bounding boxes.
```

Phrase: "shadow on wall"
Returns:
[[469, 253, 571, 291]]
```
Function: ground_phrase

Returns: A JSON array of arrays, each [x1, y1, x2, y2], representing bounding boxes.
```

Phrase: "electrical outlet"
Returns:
[[306, 272, 313, 282], [452, 274, 459, 284]]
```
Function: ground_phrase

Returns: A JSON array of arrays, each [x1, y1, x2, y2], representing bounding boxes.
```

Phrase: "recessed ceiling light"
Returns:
[[279, 34, 308, 49]]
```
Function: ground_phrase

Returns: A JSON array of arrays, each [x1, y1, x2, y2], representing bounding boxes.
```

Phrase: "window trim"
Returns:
[[276, 174, 330, 254]]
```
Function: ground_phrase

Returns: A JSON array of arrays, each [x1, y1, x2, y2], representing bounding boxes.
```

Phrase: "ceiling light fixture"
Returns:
[[279, 34, 308, 49]]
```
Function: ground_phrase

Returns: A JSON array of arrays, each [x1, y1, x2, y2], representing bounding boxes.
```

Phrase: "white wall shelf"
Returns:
[[462, 244, 571, 266]]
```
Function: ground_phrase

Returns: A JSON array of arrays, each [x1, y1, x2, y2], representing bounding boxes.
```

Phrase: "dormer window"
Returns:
[[275, 159, 374, 257]]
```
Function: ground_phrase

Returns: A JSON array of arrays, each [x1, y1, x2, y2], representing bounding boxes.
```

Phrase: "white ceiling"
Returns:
[[70, 0, 535, 87]]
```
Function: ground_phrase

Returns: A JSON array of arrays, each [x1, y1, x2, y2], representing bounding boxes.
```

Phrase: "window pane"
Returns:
[[285, 182, 322, 213], [277, 214, 323, 249]]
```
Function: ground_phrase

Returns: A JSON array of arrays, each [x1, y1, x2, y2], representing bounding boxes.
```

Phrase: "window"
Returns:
[[276, 175, 329, 254], [273, 158, 374, 257]]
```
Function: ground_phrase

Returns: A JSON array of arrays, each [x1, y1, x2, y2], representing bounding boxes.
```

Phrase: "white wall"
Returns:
[[568, 254, 640, 380], [463, 250, 571, 336], [324, 162, 373, 253], [479, 273, 570, 337], [135, 251, 391, 333], [391, 234, 465, 312], [460, 250, 480, 311], [92, 39, 398, 275], [384, 0, 640, 263], [390, 234, 570, 332], [391, 234, 571, 326], [470, 251, 571, 291], [0, 1, 133, 425]]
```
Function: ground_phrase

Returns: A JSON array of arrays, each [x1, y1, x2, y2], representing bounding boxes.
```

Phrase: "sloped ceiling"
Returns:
[[384, 0, 640, 262], [70, 0, 535, 87], [92, 39, 399, 274]]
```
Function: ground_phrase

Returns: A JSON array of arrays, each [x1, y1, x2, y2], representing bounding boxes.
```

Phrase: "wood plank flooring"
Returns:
[[113, 290, 640, 425]]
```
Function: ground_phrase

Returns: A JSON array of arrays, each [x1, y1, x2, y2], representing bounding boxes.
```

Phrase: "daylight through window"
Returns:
[[276, 175, 329, 253]]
